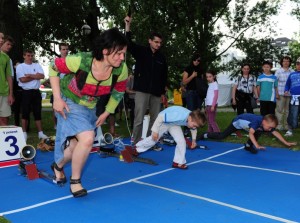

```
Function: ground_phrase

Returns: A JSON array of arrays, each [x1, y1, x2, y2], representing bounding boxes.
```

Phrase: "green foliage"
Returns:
[[222, 37, 285, 78], [17, 0, 281, 87], [0, 216, 11, 223], [288, 37, 300, 63], [19, 0, 93, 56]]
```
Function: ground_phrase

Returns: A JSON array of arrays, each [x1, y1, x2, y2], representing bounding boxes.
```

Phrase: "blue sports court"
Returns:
[[1, 140, 299, 223]]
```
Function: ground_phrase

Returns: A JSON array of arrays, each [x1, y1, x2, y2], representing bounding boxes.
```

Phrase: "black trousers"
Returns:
[[21, 89, 42, 120], [207, 123, 262, 146], [260, 101, 276, 116]]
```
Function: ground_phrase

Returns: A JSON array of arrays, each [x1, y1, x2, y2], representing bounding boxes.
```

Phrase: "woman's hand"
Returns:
[[53, 97, 69, 119], [96, 111, 110, 127]]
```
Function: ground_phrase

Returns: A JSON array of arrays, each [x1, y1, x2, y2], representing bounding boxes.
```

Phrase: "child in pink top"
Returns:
[[205, 70, 220, 132]]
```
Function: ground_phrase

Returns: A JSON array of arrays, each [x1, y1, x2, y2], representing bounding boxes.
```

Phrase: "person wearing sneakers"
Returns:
[[199, 113, 296, 154], [132, 106, 206, 169], [16, 49, 48, 141], [284, 57, 300, 137]]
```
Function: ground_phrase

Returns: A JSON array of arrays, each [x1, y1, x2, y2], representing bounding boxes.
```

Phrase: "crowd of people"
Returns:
[[0, 15, 299, 198]]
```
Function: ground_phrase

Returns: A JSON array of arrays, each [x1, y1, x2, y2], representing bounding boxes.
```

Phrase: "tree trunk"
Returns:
[[0, 0, 23, 62]]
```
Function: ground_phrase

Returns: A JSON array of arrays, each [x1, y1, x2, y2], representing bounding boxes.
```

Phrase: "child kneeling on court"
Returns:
[[133, 106, 206, 169], [199, 113, 297, 154]]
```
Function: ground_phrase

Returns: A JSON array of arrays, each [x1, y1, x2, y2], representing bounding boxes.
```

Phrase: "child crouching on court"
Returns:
[[133, 106, 206, 169], [199, 113, 297, 154]]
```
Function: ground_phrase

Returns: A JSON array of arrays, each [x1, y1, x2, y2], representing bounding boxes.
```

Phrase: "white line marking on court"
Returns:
[[133, 180, 297, 223], [206, 160, 300, 176], [0, 146, 243, 217], [0, 180, 132, 216], [188, 147, 243, 166]]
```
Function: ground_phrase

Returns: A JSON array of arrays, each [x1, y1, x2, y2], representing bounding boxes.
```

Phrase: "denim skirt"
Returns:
[[54, 96, 97, 163]]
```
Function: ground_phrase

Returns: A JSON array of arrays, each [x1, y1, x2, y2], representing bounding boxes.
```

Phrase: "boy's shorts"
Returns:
[[0, 96, 12, 117]]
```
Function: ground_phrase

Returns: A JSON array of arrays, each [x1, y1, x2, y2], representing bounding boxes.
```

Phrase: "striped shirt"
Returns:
[[257, 73, 278, 102], [49, 52, 128, 112], [275, 67, 294, 95]]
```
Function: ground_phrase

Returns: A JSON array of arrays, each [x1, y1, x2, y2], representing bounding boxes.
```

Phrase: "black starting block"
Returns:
[[98, 146, 157, 166]]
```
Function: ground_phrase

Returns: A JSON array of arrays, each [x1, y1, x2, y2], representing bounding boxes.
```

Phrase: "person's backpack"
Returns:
[[196, 76, 208, 99]]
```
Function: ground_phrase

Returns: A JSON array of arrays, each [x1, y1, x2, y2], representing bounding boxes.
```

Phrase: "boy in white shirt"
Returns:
[[129, 106, 206, 169]]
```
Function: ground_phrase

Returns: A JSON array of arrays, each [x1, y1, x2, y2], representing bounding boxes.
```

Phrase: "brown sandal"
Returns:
[[172, 162, 188, 170]]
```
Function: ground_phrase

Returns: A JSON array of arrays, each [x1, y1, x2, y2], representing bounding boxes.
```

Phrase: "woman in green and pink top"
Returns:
[[49, 28, 128, 198]]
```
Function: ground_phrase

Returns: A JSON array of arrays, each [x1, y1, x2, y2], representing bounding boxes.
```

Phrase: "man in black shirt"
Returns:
[[125, 16, 168, 145]]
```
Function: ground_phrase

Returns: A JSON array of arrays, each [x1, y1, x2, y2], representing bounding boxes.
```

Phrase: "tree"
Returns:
[[13, 0, 281, 87], [0, 0, 23, 62], [19, 0, 101, 58], [222, 37, 284, 77], [98, 0, 281, 87]]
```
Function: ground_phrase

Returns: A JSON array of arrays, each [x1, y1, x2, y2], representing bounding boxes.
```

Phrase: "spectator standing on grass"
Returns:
[[284, 57, 300, 137], [275, 56, 294, 131], [205, 70, 220, 133], [257, 60, 279, 116], [231, 63, 258, 115], [0, 32, 14, 126], [125, 15, 168, 146], [182, 53, 203, 111], [16, 49, 48, 141]]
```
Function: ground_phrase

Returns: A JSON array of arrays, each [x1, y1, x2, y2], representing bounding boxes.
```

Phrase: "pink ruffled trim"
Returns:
[[55, 58, 71, 74]]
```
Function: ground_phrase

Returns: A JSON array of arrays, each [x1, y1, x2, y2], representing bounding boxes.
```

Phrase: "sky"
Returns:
[[271, 0, 299, 39]]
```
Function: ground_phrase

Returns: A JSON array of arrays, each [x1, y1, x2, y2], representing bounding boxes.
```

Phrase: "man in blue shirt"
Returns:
[[200, 113, 296, 154], [284, 57, 300, 136]]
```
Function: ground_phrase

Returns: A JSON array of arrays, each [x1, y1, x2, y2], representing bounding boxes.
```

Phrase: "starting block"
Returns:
[[98, 146, 157, 166]]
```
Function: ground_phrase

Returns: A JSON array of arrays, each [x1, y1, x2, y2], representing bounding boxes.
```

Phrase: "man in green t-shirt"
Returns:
[[0, 32, 14, 126]]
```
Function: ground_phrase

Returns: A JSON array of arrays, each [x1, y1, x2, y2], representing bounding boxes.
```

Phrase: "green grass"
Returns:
[[0, 216, 10, 223], [9, 110, 300, 150]]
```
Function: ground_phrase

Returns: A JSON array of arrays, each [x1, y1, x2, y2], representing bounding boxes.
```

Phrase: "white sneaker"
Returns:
[[38, 132, 49, 139], [284, 130, 293, 137]]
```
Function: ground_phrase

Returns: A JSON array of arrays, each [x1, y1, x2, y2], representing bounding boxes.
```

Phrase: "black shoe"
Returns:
[[244, 144, 258, 154], [70, 178, 87, 198], [150, 144, 163, 151], [51, 162, 67, 184]]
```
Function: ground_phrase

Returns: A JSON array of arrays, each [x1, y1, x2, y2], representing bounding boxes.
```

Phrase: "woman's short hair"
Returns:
[[279, 56, 292, 67], [92, 28, 128, 60]]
